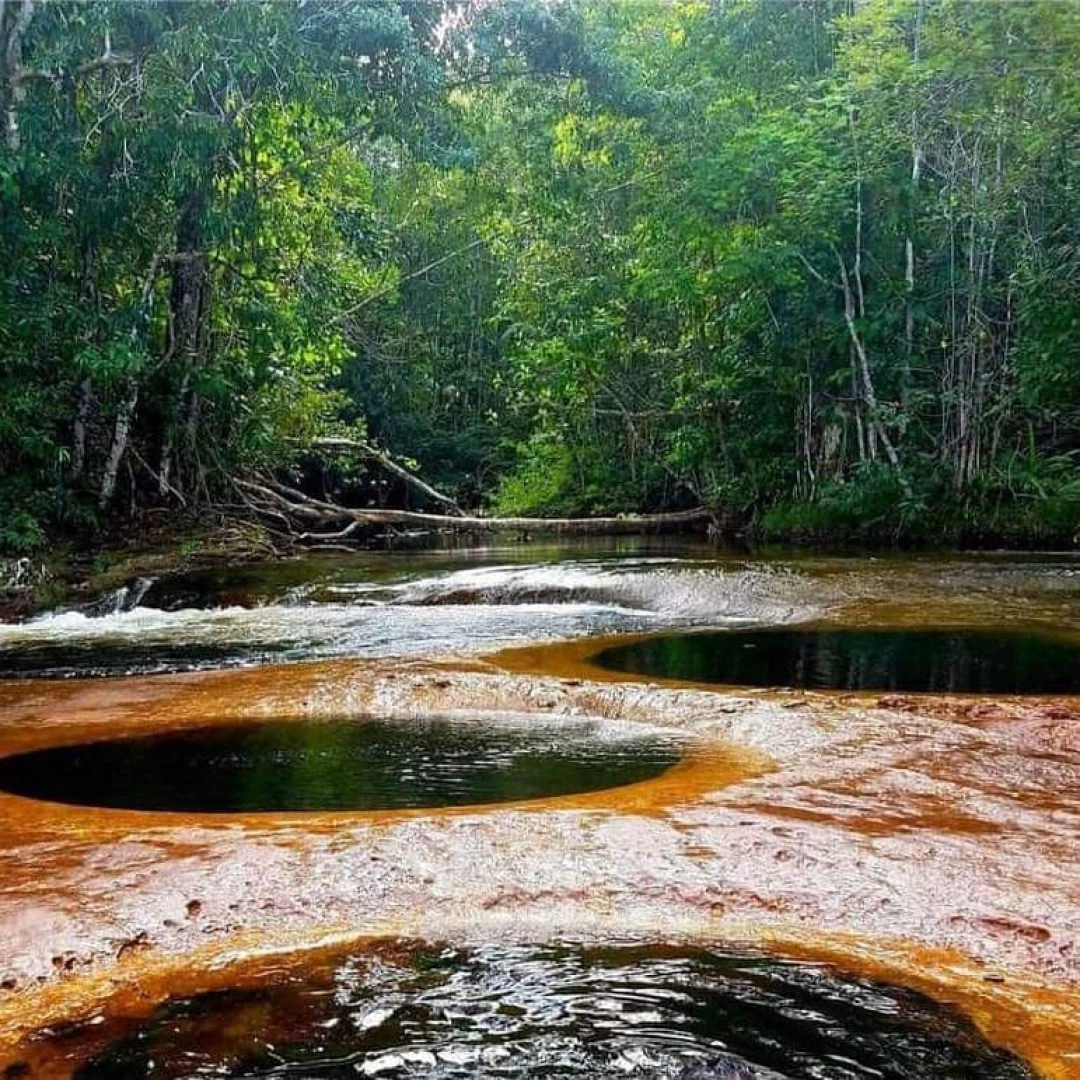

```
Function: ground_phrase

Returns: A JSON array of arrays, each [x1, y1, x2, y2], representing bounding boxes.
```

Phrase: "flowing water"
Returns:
[[1, 542, 1079, 679], [34, 944, 1034, 1080], [0, 544, 806, 678]]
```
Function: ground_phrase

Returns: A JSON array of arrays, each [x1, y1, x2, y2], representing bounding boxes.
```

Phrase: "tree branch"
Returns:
[[311, 437, 464, 515], [236, 478, 714, 538]]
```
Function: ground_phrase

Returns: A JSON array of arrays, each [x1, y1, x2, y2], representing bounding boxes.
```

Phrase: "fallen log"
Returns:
[[235, 479, 713, 538]]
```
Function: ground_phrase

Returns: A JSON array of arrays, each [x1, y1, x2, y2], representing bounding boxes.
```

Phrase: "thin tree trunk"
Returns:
[[72, 380, 93, 478], [158, 371, 189, 498], [0, 0, 33, 151], [959, 139, 982, 487], [99, 248, 164, 509], [903, 0, 924, 403], [944, 169, 959, 478], [853, 174, 878, 461], [847, 110, 885, 468], [851, 356, 866, 463], [801, 367, 816, 495], [99, 380, 139, 509], [853, 174, 866, 322], [72, 237, 99, 479], [834, 247, 912, 498], [158, 191, 207, 500]]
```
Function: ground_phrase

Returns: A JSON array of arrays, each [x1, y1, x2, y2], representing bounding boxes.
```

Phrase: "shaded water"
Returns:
[[592, 628, 1080, 694], [0, 717, 681, 813], [51, 943, 1034, 1080]]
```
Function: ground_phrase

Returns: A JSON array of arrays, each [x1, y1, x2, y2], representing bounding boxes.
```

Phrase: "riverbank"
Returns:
[[0, 522, 281, 623]]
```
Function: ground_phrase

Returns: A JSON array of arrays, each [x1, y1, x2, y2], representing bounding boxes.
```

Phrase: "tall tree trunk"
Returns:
[[72, 237, 98, 479], [903, 0, 924, 405], [847, 110, 883, 466], [854, 176, 878, 460], [0, 0, 33, 151], [159, 191, 208, 500], [72, 380, 93, 478], [157, 372, 187, 498], [800, 367, 816, 496], [99, 248, 164, 509], [943, 155, 959, 481], [98, 379, 139, 509]]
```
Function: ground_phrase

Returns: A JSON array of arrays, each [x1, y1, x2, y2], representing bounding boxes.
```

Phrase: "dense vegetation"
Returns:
[[1, 0, 1077, 551]]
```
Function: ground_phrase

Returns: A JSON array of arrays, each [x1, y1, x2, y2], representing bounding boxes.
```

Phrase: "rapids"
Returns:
[[1, 544, 1079, 678]]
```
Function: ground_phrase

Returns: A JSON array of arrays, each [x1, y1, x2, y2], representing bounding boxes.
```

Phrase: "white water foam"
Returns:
[[0, 559, 828, 676]]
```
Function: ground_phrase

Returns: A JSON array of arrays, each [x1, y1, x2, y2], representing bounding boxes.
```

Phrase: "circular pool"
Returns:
[[0, 717, 682, 813], [591, 628, 1080, 693], [36, 943, 1034, 1079]]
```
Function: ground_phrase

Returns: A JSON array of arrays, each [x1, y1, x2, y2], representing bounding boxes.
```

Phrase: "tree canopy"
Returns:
[[1, 0, 1077, 550]]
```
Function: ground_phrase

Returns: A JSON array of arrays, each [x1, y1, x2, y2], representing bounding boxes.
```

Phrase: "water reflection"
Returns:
[[61, 943, 1034, 1079], [0, 717, 681, 813], [591, 628, 1080, 693]]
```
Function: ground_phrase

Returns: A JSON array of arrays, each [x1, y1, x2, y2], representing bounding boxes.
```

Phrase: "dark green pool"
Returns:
[[46, 943, 1033, 1079], [591, 628, 1080, 693], [0, 718, 681, 813]]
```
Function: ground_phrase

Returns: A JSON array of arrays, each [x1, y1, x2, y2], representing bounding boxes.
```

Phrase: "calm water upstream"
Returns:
[[592, 627, 1080, 693]]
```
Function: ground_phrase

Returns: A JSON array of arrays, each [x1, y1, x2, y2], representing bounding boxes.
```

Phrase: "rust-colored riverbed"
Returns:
[[0, 547, 1077, 1077]]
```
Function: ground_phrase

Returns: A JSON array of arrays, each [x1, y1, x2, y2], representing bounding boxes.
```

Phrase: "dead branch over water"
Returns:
[[235, 476, 712, 542]]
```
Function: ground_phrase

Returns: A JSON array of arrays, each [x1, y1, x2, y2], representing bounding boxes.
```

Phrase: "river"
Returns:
[[0, 541, 1077, 1078]]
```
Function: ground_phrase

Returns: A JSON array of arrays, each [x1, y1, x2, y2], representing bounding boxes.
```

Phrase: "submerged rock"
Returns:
[[679, 1055, 787, 1080]]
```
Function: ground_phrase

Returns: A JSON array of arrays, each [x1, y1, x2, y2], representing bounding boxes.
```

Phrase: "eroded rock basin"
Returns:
[[15, 942, 1036, 1079], [0, 716, 682, 814], [0, 549, 1078, 1078], [592, 628, 1080, 694], [0, 659, 1077, 1077]]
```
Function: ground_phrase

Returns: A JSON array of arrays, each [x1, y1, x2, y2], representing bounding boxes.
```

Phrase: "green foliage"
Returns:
[[447, 0, 1080, 545], [760, 466, 927, 545], [0, 0, 1077, 550], [0, 0, 450, 549], [493, 434, 577, 516], [0, 501, 47, 554]]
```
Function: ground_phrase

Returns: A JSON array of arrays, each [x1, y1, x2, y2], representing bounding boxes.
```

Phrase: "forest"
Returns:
[[0, 0, 1077, 552]]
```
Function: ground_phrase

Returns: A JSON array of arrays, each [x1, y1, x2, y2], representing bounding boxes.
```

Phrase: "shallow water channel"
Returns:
[[2, 542, 1080, 677], [0, 541, 1078, 1079]]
